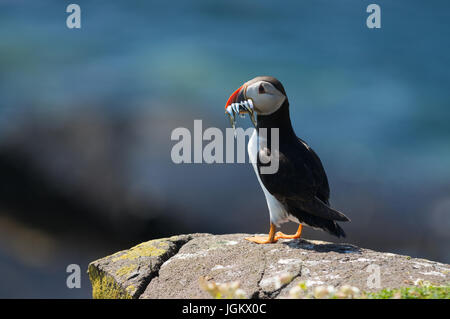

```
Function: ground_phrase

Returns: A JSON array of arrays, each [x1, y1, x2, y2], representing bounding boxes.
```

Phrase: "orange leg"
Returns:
[[275, 224, 303, 239], [245, 223, 278, 244]]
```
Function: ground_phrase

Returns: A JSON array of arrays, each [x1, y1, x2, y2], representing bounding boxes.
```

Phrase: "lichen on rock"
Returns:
[[88, 264, 132, 299], [88, 233, 450, 299], [87, 234, 194, 298], [111, 239, 171, 262]]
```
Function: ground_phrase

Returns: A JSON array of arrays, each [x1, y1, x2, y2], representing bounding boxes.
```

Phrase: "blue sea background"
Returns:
[[0, 1, 449, 297]]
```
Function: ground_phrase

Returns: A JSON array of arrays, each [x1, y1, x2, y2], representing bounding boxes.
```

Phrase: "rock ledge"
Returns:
[[88, 233, 449, 299]]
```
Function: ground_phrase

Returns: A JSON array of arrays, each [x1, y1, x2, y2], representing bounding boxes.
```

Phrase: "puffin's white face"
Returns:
[[244, 81, 286, 115], [225, 76, 287, 129]]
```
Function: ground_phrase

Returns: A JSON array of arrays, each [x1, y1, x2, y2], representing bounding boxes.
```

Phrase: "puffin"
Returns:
[[224, 76, 350, 244]]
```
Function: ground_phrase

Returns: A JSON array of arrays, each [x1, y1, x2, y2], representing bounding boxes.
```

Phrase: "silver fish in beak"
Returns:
[[225, 99, 257, 132], [224, 84, 257, 135]]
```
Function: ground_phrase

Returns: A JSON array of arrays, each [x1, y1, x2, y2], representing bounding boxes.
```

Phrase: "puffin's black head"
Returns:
[[225, 76, 287, 116]]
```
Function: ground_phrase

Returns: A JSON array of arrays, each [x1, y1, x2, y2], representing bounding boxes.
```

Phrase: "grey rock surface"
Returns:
[[88, 233, 450, 299]]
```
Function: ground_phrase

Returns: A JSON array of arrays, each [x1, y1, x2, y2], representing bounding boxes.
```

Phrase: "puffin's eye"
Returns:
[[258, 83, 265, 94]]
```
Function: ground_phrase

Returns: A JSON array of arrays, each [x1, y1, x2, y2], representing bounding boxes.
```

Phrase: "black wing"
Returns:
[[257, 137, 349, 237], [297, 138, 330, 204]]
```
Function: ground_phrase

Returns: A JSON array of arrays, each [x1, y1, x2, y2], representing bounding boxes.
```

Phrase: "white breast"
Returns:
[[248, 129, 297, 226]]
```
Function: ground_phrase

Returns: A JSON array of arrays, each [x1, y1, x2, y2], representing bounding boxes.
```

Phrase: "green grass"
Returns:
[[365, 285, 450, 299]]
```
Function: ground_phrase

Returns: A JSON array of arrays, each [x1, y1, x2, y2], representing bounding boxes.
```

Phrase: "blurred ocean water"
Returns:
[[0, 1, 449, 297]]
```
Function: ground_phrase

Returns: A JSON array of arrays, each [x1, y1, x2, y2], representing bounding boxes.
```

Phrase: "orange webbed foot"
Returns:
[[275, 224, 303, 240], [245, 222, 278, 244], [245, 235, 278, 244]]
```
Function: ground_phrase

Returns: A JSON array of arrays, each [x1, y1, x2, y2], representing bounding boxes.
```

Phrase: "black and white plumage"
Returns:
[[225, 76, 349, 243]]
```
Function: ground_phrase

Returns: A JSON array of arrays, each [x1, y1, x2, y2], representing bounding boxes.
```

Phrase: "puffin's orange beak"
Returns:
[[225, 85, 244, 110], [225, 83, 256, 128]]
